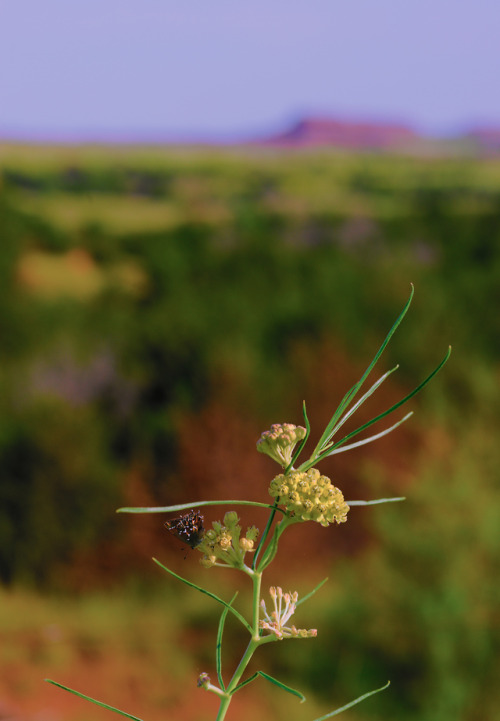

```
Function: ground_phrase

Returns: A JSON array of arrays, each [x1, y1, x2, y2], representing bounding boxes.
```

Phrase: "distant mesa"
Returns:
[[3, 117, 500, 154], [258, 116, 420, 150]]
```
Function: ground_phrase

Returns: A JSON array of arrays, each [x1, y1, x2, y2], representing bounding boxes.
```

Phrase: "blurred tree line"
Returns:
[[0, 146, 499, 720]]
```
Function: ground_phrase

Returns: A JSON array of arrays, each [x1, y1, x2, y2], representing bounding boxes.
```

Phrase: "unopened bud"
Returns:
[[245, 526, 259, 542], [223, 511, 239, 527], [239, 537, 254, 552], [197, 672, 211, 689]]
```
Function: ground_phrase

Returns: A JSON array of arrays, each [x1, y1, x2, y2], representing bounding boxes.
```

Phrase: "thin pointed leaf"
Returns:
[[322, 413, 413, 457], [252, 499, 279, 570], [231, 671, 260, 693], [312, 680, 390, 720], [45, 680, 143, 721], [320, 366, 399, 450], [313, 286, 414, 455], [347, 497, 405, 506], [312, 381, 360, 457], [117, 500, 285, 514], [256, 516, 295, 573], [216, 591, 238, 691], [296, 577, 328, 608], [285, 400, 311, 474], [152, 558, 252, 633], [232, 671, 306, 702], [257, 671, 306, 702], [312, 346, 451, 465], [256, 523, 281, 573]]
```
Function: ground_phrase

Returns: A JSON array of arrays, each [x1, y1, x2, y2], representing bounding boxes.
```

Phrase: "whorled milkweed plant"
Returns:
[[46, 287, 450, 721]]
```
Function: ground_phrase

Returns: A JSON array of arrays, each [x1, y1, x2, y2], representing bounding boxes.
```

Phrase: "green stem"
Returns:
[[215, 568, 265, 720], [216, 638, 259, 721], [250, 569, 262, 640], [213, 515, 297, 718]]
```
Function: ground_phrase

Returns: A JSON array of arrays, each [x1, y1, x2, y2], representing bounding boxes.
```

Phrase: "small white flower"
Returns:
[[259, 587, 316, 640]]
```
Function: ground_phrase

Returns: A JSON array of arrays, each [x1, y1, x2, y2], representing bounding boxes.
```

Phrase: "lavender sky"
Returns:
[[1, 0, 499, 141]]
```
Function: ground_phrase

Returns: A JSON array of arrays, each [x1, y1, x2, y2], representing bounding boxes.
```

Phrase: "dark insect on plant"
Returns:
[[164, 509, 205, 549]]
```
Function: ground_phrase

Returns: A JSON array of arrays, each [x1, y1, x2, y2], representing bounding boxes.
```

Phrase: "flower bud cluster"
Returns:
[[197, 511, 259, 569], [257, 423, 307, 468], [260, 586, 317, 640], [269, 468, 349, 527]]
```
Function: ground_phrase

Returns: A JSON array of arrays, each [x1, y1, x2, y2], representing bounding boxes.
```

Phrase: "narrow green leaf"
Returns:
[[313, 346, 451, 465], [45, 680, 143, 721], [322, 413, 413, 457], [347, 497, 405, 506], [117, 500, 285, 514], [256, 524, 281, 573], [284, 400, 311, 474], [252, 499, 279, 570], [232, 671, 306, 702], [231, 671, 260, 693], [216, 592, 238, 691], [152, 558, 252, 633], [319, 366, 399, 451], [311, 381, 359, 458], [312, 680, 390, 720], [256, 516, 295, 573], [257, 671, 306, 702], [296, 577, 328, 608], [312, 286, 414, 455]]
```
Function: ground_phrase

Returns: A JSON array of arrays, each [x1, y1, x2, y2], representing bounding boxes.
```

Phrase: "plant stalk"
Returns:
[[215, 569, 263, 720]]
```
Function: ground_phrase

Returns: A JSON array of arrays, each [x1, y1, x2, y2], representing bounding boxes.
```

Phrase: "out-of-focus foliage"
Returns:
[[0, 144, 499, 719], [280, 421, 500, 721]]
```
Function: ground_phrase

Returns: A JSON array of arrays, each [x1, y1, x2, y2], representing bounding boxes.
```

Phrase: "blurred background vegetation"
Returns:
[[0, 143, 498, 721]]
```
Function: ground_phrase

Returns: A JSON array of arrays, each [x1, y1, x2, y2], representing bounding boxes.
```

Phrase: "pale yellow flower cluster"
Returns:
[[197, 511, 259, 569], [256, 423, 307, 468], [269, 468, 349, 527]]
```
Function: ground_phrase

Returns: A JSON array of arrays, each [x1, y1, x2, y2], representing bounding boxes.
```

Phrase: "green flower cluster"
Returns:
[[269, 468, 349, 527], [197, 511, 259, 569], [256, 423, 307, 468]]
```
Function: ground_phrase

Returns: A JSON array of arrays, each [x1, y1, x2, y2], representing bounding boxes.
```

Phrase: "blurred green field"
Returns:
[[0, 143, 499, 721]]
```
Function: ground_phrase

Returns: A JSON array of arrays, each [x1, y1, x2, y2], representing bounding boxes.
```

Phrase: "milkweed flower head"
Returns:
[[197, 511, 258, 569], [269, 468, 349, 527], [259, 586, 317, 640], [257, 423, 307, 468]]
